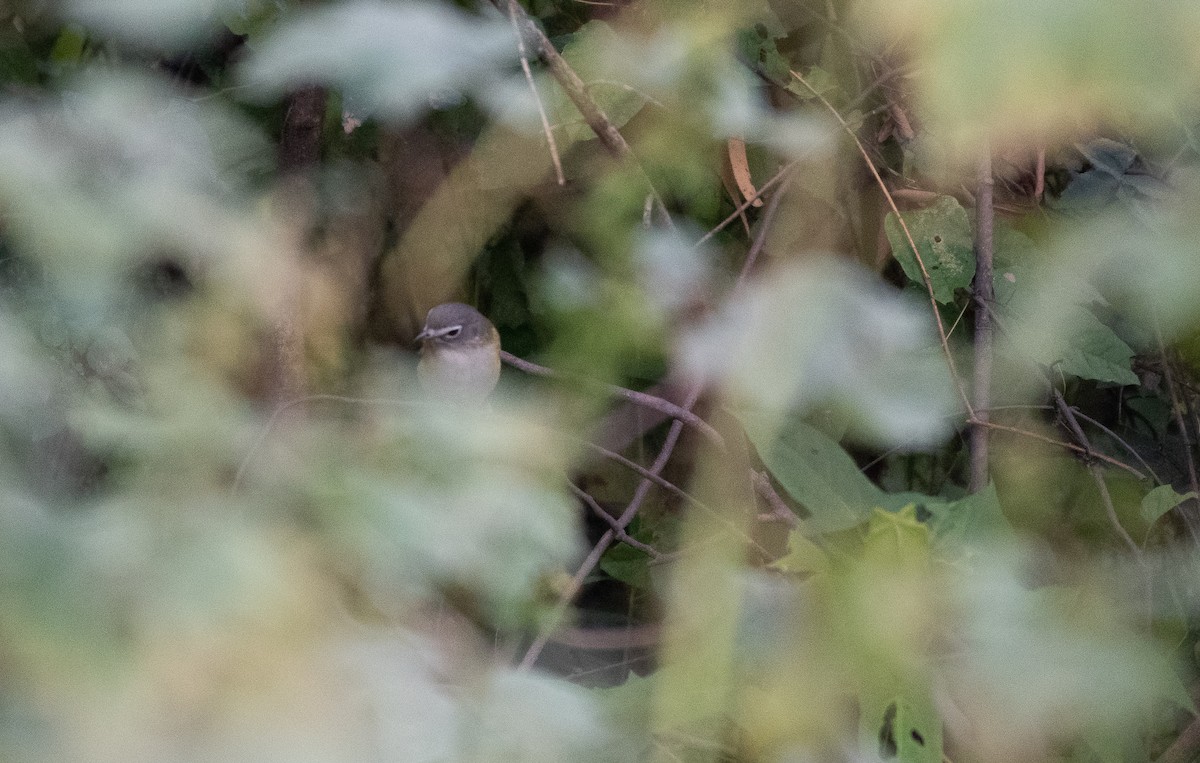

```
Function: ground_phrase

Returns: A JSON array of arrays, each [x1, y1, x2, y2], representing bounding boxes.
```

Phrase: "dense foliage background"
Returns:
[[2, 0, 1200, 760]]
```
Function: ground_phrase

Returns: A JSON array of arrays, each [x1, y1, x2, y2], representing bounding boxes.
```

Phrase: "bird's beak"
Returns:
[[414, 327, 432, 343]]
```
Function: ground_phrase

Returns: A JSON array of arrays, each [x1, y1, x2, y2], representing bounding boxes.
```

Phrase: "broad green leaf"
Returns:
[[860, 685, 942, 763], [885, 195, 975, 304], [923, 483, 1019, 554], [1141, 484, 1196, 524], [741, 411, 884, 534], [863, 505, 930, 566], [599, 542, 651, 591], [952, 563, 1194, 746], [1037, 307, 1138, 385], [991, 222, 1040, 307]]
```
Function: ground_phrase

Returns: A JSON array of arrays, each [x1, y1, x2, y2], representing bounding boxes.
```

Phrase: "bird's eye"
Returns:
[[444, 326, 462, 339]]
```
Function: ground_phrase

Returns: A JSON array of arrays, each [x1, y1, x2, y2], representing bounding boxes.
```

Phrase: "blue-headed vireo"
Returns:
[[415, 302, 502, 404]]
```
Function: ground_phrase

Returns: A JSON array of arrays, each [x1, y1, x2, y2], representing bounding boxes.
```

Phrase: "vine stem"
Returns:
[[969, 147, 995, 491]]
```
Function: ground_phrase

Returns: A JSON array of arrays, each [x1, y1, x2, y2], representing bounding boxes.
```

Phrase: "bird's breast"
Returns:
[[418, 343, 501, 404]]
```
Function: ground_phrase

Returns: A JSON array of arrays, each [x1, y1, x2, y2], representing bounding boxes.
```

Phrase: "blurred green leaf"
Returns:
[[682, 258, 959, 448], [858, 0, 1200, 155], [599, 542, 651, 591], [66, 0, 241, 48], [770, 526, 830, 575], [1141, 484, 1196, 524], [238, 1, 516, 122], [885, 195, 975, 304]]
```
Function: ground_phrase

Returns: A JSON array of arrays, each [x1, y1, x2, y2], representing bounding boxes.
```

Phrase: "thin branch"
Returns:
[[789, 69, 974, 418], [737, 168, 793, 281], [500, 350, 724, 447], [969, 147, 995, 492], [569, 482, 663, 559], [752, 470, 798, 528], [1033, 146, 1046, 202], [697, 162, 796, 247], [519, 394, 697, 670], [520, 129, 791, 670], [1053, 391, 1144, 560], [499, 0, 673, 228], [581, 441, 709, 511], [506, 0, 564, 186], [1067, 408, 1164, 485], [970, 418, 1146, 480]]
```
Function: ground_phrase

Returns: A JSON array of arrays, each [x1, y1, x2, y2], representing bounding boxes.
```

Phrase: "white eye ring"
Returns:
[[443, 325, 462, 339]]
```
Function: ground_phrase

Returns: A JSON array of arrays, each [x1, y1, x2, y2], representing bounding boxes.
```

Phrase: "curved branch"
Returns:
[[500, 350, 724, 447]]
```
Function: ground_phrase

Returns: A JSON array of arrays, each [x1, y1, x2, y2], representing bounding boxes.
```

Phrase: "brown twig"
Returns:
[[1033, 146, 1046, 202], [517, 399, 699, 671], [969, 147, 995, 492], [970, 418, 1146, 480], [1053, 391, 1144, 559], [500, 0, 673, 228], [752, 470, 799, 528], [697, 162, 796, 247], [505, 0, 564, 186], [519, 169, 791, 668], [581, 441, 709, 511], [500, 350, 724, 447], [789, 69, 974, 418], [737, 168, 793, 281], [569, 482, 663, 559]]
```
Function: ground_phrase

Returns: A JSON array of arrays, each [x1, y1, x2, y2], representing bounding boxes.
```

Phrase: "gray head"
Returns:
[[415, 302, 496, 347]]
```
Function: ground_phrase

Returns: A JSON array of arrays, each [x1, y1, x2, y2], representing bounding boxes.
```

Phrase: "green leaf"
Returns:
[[885, 195, 975, 304], [923, 483, 1019, 554], [991, 222, 1039, 306], [239, 3, 516, 121], [66, 0, 237, 49], [741, 411, 884, 534], [1140, 485, 1197, 524], [860, 685, 943, 763], [681, 258, 958, 449], [1046, 307, 1138, 385], [863, 505, 930, 566], [785, 65, 838, 100], [599, 542, 651, 591]]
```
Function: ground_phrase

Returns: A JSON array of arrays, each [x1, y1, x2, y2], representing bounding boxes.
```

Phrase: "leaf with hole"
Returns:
[[885, 195, 975, 304]]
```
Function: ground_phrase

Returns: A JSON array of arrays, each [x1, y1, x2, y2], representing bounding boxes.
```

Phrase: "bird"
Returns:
[[414, 302, 502, 404]]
